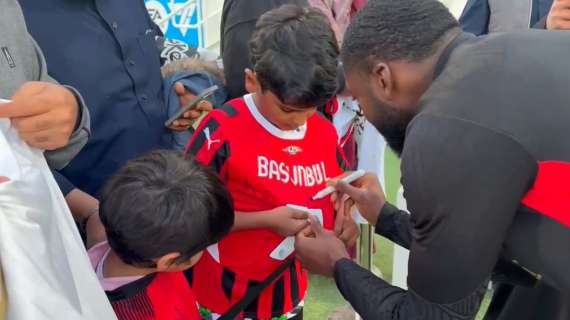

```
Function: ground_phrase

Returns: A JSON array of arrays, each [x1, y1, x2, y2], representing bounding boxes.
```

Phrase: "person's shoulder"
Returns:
[[310, 112, 339, 138], [196, 97, 247, 136], [87, 241, 109, 269], [207, 97, 247, 124]]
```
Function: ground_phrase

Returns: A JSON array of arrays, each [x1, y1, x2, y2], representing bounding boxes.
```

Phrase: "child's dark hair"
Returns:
[[249, 4, 339, 108], [99, 150, 234, 268]]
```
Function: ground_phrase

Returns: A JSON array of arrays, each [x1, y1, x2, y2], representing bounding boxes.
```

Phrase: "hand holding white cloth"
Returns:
[[0, 118, 115, 320]]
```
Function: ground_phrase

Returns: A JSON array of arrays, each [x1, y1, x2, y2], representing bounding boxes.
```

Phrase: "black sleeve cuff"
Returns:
[[333, 257, 355, 284], [333, 258, 362, 298], [375, 202, 400, 236]]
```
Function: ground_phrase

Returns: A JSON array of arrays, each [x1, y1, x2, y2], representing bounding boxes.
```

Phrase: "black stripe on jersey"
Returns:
[[188, 117, 220, 156], [290, 262, 300, 306], [218, 104, 239, 117], [336, 147, 349, 171], [221, 268, 236, 300], [210, 141, 230, 175], [244, 280, 261, 317], [106, 273, 156, 301], [184, 267, 194, 286], [271, 276, 285, 316]]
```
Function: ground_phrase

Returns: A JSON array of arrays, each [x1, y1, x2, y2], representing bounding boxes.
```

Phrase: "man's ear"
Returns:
[[155, 252, 181, 272], [244, 68, 260, 94], [371, 62, 394, 100]]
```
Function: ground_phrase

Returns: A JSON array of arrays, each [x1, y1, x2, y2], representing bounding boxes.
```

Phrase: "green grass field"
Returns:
[[304, 150, 491, 320]]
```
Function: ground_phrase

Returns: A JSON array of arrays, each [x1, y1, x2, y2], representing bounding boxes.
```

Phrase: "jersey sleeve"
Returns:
[[185, 111, 231, 179], [334, 114, 537, 319]]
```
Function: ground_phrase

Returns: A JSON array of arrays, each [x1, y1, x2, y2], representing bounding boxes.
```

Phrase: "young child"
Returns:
[[88, 150, 234, 320], [186, 5, 359, 319]]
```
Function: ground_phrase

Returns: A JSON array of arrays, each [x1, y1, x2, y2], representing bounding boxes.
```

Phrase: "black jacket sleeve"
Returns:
[[333, 114, 537, 320], [375, 203, 412, 249]]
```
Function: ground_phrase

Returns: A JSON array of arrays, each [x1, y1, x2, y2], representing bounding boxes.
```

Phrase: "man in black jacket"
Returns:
[[295, 0, 570, 319]]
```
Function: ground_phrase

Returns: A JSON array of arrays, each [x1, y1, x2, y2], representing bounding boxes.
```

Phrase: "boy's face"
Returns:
[[245, 69, 317, 130]]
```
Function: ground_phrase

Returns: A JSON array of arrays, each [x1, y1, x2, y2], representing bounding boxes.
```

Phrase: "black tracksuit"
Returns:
[[334, 31, 570, 320]]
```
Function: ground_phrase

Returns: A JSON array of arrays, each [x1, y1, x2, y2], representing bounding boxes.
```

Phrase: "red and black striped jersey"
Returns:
[[186, 94, 346, 319], [105, 272, 201, 320]]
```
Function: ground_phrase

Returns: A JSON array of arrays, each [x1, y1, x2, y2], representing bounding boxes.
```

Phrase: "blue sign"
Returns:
[[145, 0, 204, 48]]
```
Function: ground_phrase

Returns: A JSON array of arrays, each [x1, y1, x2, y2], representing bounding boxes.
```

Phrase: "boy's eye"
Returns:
[[280, 106, 295, 113]]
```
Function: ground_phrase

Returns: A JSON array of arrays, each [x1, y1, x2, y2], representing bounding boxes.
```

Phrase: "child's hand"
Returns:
[[269, 206, 310, 237], [334, 204, 360, 248]]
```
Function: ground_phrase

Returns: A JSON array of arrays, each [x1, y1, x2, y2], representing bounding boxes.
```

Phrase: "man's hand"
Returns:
[[334, 199, 360, 247], [268, 206, 310, 237], [295, 216, 350, 277], [330, 172, 386, 226], [168, 82, 213, 131], [547, 0, 570, 30], [0, 82, 78, 150]]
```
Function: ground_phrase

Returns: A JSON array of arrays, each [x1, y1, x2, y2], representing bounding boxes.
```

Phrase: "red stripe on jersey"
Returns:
[[111, 292, 154, 320], [147, 273, 201, 320], [108, 273, 200, 320], [190, 96, 342, 318], [521, 161, 570, 228]]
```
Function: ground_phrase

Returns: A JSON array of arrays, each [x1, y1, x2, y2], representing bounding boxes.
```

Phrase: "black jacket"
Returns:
[[334, 31, 570, 320]]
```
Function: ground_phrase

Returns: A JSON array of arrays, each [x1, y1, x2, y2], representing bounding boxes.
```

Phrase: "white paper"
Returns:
[[270, 237, 295, 261], [270, 205, 324, 261]]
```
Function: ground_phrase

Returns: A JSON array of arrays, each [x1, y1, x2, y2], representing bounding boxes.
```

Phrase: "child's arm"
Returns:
[[234, 207, 309, 237]]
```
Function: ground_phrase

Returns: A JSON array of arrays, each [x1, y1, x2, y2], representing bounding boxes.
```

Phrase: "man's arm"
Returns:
[[30, 37, 90, 170], [333, 115, 537, 319], [374, 203, 412, 249]]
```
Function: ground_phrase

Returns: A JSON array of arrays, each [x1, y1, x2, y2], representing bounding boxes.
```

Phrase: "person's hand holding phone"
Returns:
[[167, 82, 214, 131], [547, 0, 570, 30]]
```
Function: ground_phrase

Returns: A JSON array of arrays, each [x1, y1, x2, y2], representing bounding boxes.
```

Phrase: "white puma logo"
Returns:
[[204, 127, 220, 150]]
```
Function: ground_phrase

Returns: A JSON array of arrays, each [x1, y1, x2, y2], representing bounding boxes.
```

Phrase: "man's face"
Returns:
[[346, 69, 418, 156]]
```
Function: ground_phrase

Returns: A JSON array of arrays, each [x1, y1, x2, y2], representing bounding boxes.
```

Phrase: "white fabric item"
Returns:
[[333, 96, 387, 224], [0, 118, 116, 320], [392, 187, 410, 289]]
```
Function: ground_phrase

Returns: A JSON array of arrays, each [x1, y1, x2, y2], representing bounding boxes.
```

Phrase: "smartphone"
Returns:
[[164, 85, 218, 127]]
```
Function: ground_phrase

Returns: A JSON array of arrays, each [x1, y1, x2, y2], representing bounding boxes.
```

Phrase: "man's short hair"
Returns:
[[99, 150, 234, 267], [249, 4, 339, 108], [341, 0, 458, 72]]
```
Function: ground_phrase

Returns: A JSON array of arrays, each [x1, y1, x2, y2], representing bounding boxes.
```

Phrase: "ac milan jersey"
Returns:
[[186, 94, 347, 319], [105, 272, 201, 320]]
